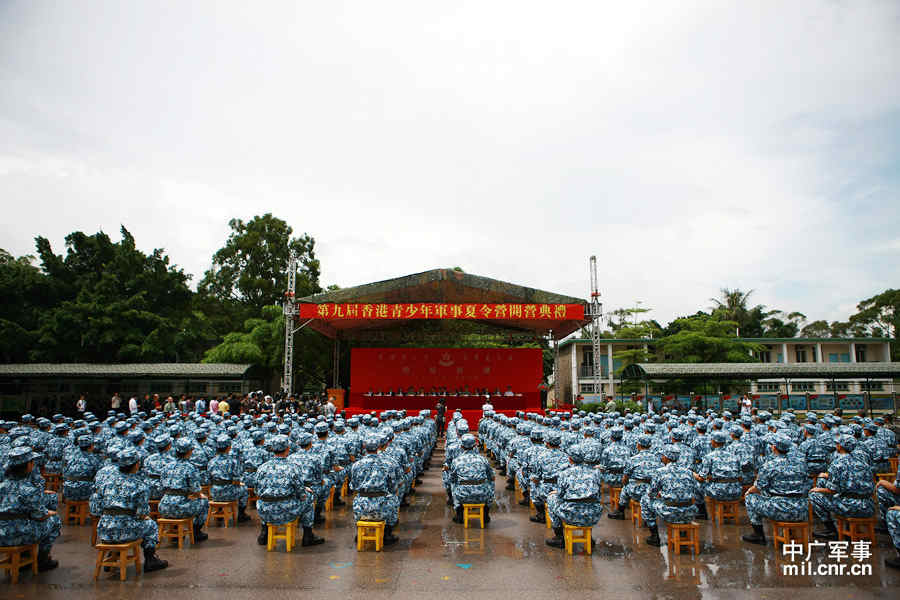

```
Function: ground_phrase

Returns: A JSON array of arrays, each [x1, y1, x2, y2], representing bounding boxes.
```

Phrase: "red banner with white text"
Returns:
[[299, 303, 583, 320]]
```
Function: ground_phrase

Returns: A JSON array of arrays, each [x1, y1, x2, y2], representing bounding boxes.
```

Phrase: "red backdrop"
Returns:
[[348, 347, 542, 410]]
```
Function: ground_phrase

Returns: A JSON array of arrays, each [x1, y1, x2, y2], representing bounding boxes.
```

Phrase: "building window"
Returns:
[[757, 350, 772, 363], [855, 345, 867, 363], [825, 382, 850, 392], [217, 382, 243, 394], [792, 382, 815, 392], [757, 382, 780, 393], [861, 381, 883, 392], [795, 347, 808, 363], [840, 353, 850, 363], [828, 353, 838, 363], [579, 383, 596, 394]]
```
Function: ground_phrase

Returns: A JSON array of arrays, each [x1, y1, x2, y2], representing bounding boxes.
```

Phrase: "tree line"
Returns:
[[1, 215, 896, 392]]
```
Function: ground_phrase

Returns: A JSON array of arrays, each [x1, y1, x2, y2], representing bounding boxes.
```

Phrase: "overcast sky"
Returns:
[[1, 1, 898, 328]]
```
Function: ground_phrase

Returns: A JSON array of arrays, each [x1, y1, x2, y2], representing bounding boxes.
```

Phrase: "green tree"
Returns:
[[655, 314, 761, 363], [28, 228, 194, 363], [800, 319, 831, 337], [198, 214, 321, 316], [849, 289, 899, 359]]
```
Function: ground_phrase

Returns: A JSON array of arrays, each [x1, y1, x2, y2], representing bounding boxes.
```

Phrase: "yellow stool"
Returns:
[[771, 520, 810, 551], [356, 520, 385, 551], [94, 540, 141, 581], [609, 486, 622, 513], [43, 473, 61, 493], [875, 472, 895, 483], [630, 499, 642, 527], [267, 520, 298, 552], [514, 479, 524, 504], [341, 479, 349, 498], [148, 499, 160, 521], [545, 505, 552, 530], [201, 485, 211, 497], [63, 499, 90, 526], [207, 500, 238, 527], [836, 516, 876, 544], [247, 488, 258, 510], [666, 522, 700, 555], [463, 503, 485, 529], [889, 457, 898, 474], [707, 497, 741, 525], [0, 544, 38, 584], [324, 486, 335, 511], [158, 517, 195, 549], [563, 523, 592, 555]]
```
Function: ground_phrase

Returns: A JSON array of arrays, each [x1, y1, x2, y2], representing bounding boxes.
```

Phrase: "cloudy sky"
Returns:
[[1, 1, 898, 327]]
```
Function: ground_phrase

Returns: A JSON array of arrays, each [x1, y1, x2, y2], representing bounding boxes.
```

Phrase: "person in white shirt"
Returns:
[[325, 397, 336, 417], [128, 396, 138, 414], [75, 395, 86, 413], [504, 385, 515, 397], [741, 394, 752, 415], [111, 393, 121, 410], [482, 400, 494, 414]]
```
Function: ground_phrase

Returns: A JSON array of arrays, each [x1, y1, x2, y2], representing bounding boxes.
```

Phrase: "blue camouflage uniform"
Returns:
[[208, 435, 248, 512], [810, 435, 876, 525], [547, 445, 603, 532], [598, 428, 631, 487], [449, 434, 494, 511], [612, 434, 661, 514], [640, 444, 699, 530], [143, 436, 175, 500], [350, 436, 400, 527], [744, 433, 811, 527], [255, 435, 314, 528], [0, 447, 61, 556], [62, 435, 101, 501], [159, 439, 209, 527], [696, 432, 742, 503], [96, 449, 159, 552]]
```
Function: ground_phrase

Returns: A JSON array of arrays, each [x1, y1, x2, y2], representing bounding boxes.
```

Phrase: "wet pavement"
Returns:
[[10, 443, 900, 599]]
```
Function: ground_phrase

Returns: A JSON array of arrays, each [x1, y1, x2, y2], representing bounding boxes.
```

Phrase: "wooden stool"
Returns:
[[545, 505, 552, 530], [609, 486, 622, 512], [707, 497, 740, 525], [875, 472, 895, 483], [158, 517, 194, 549], [247, 488, 258, 510], [324, 486, 335, 511], [666, 522, 700, 555], [43, 473, 61, 493], [356, 520, 385, 551], [201, 485, 211, 498], [514, 479, 524, 504], [91, 518, 99, 545], [63, 499, 90, 526], [206, 500, 237, 527], [563, 523, 592, 555], [771, 520, 810, 550], [267, 520, 298, 552], [889, 457, 898, 474], [463, 503, 485, 529], [341, 479, 349, 498], [835, 516, 876, 544], [148, 500, 160, 521], [94, 540, 141, 581], [630, 499, 642, 527], [0, 544, 38, 584]]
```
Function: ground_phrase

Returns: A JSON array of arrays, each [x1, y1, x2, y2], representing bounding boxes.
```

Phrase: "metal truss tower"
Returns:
[[589, 255, 604, 402], [282, 253, 298, 396]]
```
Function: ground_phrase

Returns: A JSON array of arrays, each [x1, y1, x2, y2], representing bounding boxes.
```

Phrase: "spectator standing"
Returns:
[[111, 392, 121, 411], [128, 396, 138, 415], [76, 394, 86, 414], [218, 397, 230, 415], [209, 397, 219, 415]]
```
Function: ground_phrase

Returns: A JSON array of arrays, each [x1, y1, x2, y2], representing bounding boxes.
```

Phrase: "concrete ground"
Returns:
[[9, 442, 900, 599]]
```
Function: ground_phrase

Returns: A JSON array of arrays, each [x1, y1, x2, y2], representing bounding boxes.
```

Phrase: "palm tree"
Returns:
[[710, 288, 754, 335]]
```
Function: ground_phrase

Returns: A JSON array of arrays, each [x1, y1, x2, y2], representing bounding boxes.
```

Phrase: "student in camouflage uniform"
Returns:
[[640, 444, 700, 547], [95, 448, 168, 572], [876, 459, 900, 533], [741, 433, 810, 545], [242, 430, 270, 494], [208, 435, 251, 523], [545, 445, 603, 548], [810, 434, 876, 539], [254, 435, 322, 547], [158, 438, 209, 543], [608, 434, 660, 519], [529, 431, 571, 525], [62, 433, 101, 501], [0, 447, 60, 572], [886, 506, 900, 570], [144, 435, 175, 501], [694, 431, 742, 519], [350, 435, 400, 545], [449, 434, 494, 524]]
